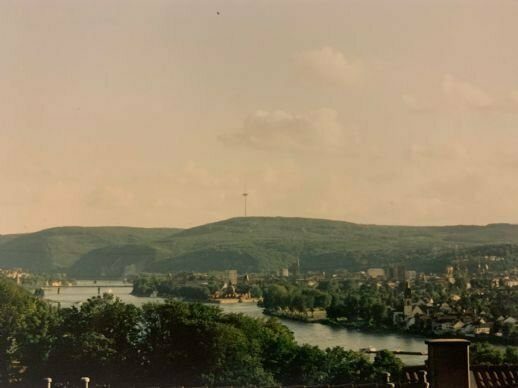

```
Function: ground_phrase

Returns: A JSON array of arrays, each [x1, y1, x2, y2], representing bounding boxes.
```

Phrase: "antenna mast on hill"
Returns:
[[242, 191, 248, 217]]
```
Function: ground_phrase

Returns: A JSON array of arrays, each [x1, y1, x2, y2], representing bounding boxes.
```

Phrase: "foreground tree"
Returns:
[[373, 350, 404, 380], [0, 278, 54, 384], [45, 294, 142, 384], [0, 279, 419, 387]]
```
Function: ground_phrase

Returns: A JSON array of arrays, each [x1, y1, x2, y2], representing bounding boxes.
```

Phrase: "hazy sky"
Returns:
[[2, 0, 518, 233]]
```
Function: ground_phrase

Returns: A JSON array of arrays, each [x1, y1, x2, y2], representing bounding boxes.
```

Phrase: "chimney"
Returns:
[[81, 377, 90, 388], [426, 339, 470, 388]]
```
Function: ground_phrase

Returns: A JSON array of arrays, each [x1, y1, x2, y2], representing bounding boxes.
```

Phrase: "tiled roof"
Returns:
[[401, 365, 429, 388], [401, 364, 518, 388], [471, 365, 518, 388]]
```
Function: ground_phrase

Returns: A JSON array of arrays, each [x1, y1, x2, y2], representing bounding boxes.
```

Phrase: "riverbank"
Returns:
[[40, 284, 429, 364], [264, 307, 327, 322], [208, 297, 260, 304], [264, 308, 424, 338], [131, 291, 260, 305], [262, 308, 517, 347]]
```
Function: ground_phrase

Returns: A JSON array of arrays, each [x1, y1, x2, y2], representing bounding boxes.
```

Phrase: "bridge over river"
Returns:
[[46, 282, 133, 295]]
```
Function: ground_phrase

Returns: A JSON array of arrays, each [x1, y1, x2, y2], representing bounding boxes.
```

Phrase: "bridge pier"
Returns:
[[98, 286, 101, 295]]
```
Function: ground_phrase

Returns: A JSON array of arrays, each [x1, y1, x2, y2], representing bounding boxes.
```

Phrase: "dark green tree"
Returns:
[[373, 350, 404, 380]]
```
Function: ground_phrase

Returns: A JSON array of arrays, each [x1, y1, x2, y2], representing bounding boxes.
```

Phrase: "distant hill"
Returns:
[[148, 218, 518, 274], [2, 218, 518, 276], [0, 234, 22, 246], [0, 227, 180, 272]]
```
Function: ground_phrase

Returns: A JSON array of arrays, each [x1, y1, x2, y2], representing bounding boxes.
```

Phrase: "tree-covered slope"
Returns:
[[0, 227, 180, 272], [159, 218, 518, 250], [69, 244, 160, 278], [0, 234, 21, 246], [2, 218, 518, 276], [149, 218, 518, 273]]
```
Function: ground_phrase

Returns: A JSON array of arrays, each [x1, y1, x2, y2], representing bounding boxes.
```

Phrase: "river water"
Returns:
[[42, 281, 428, 365]]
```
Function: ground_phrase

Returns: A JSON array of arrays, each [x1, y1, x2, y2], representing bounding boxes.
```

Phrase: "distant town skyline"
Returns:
[[3, 0, 518, 233]]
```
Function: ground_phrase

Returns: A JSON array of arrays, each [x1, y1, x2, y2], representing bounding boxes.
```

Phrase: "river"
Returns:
[[42, 280, 428, 365]]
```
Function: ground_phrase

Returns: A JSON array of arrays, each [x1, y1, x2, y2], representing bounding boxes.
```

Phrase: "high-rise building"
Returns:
[[403, 281, 413, 318], [227, 270, 238, 285], [446, 266, 454, 277], [387, 264, 406, 281], [367, 268, 386, 279]]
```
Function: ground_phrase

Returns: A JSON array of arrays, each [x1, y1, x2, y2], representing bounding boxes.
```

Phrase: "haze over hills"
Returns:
[[1, 217, 518, 277], [0, 227, 181, 273]]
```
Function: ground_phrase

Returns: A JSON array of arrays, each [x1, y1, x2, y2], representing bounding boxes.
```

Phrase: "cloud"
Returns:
[[85, 185, 136, 209], [408, 143, 470, 162], [300, 47, 363, 86], [220, 108, 347, 152], [442, 75, 493, 109], [178, 161, 221, 188], [401, 94, 430, 112]]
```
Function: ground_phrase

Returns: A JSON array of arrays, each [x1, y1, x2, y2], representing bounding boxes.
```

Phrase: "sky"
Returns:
[[2, 0, 518, 233]]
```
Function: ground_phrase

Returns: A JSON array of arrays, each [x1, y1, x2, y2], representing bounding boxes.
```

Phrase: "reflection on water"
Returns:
[[42, 281, 427, 365], [217, 302, 427, 365]]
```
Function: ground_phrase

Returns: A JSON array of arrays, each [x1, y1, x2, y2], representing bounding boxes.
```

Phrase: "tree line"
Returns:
[[132, 275, 263, 300], [0, 277, 402, 387], [1, 276, 516, 387], [262, 278, 518, 336], [262, 280, 393, 326]]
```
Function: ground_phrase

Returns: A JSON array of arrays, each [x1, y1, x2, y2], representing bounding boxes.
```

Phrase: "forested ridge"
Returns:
[[2, 218, 518, 276]]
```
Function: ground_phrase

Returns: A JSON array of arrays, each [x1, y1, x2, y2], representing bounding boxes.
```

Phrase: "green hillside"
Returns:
[[149, 218, 518, 273], [69, 244, 161, 278], [0, 227, 180, 272], [1, 218, 518, 276], [0, 234, 21, 246]]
